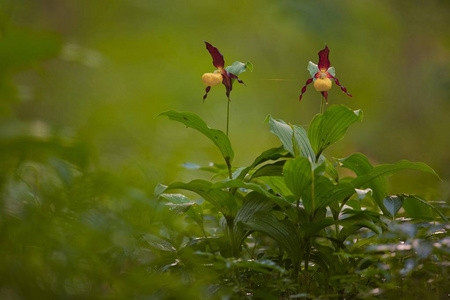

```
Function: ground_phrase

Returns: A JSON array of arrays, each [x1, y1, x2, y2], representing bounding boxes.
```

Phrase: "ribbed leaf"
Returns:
[[283, 157, 313, 200], [267, 116, 315, 159], [160, 193, 203, 226], [158, 179, 236, 218], [250, 160, 284, 180], [211, 179, 290, 208], [301, 177, 355, 213], [337, 153, 388, 203], [308, 105, 362, 160], [267, 116, 295, 155], [257, 176, 293, 198], [401, 194, 447, 221], [236, 146, 287, 180], [244, 212, 303, 265], [293, 125, 315, 160], [233, 192, 274, 246], [383, 195, 404, 218], [159, 110, 234, 166], [352, 160, 439, 188], [141, 234, 176, 252]]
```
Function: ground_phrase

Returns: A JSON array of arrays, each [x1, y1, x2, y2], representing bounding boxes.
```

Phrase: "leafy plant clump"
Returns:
[[154, 45, 449, 299]]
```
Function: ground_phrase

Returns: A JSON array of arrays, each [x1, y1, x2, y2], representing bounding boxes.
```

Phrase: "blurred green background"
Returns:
[[0, 0, 449, 297]]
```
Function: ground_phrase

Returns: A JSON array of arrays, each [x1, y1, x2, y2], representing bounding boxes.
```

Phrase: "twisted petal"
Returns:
[[205, 42, 224, 69], [327, 74, 352, 97], [229, 73, 246, 86], [203, 86, 211, 102], [222, 71, 233, 99], [321, 91, 329, 103], [299, 78, 314, 101], [318, 46, 330, 71]]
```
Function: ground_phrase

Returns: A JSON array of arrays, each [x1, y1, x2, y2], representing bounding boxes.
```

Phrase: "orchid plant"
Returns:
[[156, 42, 446, 299], [201, 42, 252, 135], [299, 46, 352, 113]]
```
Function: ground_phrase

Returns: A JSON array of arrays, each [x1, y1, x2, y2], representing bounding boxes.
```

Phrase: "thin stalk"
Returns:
[[226, 97, 231, 136], [201, 227, 215, 255], [320, 95, 326, 114]]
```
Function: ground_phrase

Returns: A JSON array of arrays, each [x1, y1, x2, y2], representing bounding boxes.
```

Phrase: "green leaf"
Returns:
[[250, 160, 284, 180], [337, 153, 388, 213], [141, 234, 176, 252], [233, 192, 274, 245], [160, 193, 203, 226], [244, 212, 303, 265], [301, 219, 335, 237], [225, 61, 253, 76], [236, 146, 287, 180], [267, 116, 296, 156], [283, 157, 313, 200], [266, 116, 315, 159], [160, 179, 236, 218], [325, 158, 339, 182], [308, 105, 363, 160], [300, 177, 355, 214], [383, 195, 404, 218], [211, 179, 290, 208], [257, 176, 293, 198], [159, 110, 234, 166], [402, 194, 447, 222], [352, 160, 440, 189], [293, 125, 315, 160]]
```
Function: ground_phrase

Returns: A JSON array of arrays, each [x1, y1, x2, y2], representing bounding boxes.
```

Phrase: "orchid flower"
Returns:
[[202, 42, 247, 101], [299, 46, 352, 102]]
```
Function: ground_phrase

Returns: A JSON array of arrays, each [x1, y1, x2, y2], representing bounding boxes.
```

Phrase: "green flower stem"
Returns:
[[226, 97, 231, 136], [320, 95, 325, 114]]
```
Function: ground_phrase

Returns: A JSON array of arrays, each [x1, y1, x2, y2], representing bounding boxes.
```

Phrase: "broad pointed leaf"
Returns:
[[233, 192, 274, 246], [401, 194, 447, 222], [352, 160, 439, 188], [337, 153, 388, 214], [267, 116, 315, 159], [235, 146, 288, 180], [244, 212, 303, 265], [211, 179, 290, 208], [159, 110, 234, 166], [308, 105, 362, 160], [383, 195, 404, 218], [283, 157, 313, 200], [258, 176, 293, 198], [160, 193, 203, 226], [158, 179, 236, 218], [250, 160, 285, 180]]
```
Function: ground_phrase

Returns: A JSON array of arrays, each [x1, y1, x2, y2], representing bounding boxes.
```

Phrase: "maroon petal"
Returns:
[[321, 91, 329, 102], [229, 73, 246, 86], [205, 42, 225, 69], [328, 74, 352, 97], [221, 72, 233, 99], [299, 78, 313, 101], [203, 86, 211, 102], [318, 46, 330, 72]]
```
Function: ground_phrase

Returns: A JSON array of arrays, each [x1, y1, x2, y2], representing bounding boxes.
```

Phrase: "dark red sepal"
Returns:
[[205, 42, 225, 69], [318, 46, 330, 72]]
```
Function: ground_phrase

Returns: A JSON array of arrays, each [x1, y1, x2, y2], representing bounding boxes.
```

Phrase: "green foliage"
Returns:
[[153, 104, 447, 299], [0, 9, 448, 298]]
